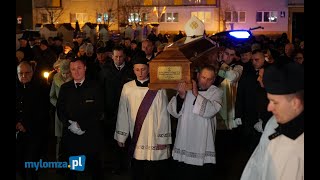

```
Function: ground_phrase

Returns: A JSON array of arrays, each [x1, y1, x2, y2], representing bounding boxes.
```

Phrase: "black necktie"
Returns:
[[76, 83, 81, 88], [117, 66, 121, 71]]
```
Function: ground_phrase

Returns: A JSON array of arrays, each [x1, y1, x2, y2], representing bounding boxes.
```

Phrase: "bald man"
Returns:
[[16, 61, 50, 180]]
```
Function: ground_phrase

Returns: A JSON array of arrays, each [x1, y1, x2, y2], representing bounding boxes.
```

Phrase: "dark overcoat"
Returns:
[[57, 79, 104, 154], [100, 62, 135, 128], [16, 79, 49, 141]]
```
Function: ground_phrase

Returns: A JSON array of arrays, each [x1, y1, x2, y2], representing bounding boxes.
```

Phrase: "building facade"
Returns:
[[288, 0, 304, 42], [30, 0, 303, 40]]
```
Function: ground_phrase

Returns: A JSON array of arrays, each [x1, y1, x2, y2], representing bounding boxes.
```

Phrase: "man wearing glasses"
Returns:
[[16, 61, 50, 180]]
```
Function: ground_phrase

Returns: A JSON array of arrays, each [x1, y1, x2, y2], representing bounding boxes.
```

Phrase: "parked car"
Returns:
[[210, 29, 253, 47], [209, 26, 264, 46]]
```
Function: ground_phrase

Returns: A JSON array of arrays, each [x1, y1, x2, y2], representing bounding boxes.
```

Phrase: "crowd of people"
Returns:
[[16, 29, 304, 180]]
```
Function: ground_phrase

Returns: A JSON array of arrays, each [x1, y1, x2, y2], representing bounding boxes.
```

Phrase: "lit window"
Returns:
[[191, 12, 211, 23], [97, 12, 114, 23], [128, 13, 141, 23], [97, 13, 102, 23], [186, 0, 205, 5], [256, 11, 278, 23], [104, 14, 109, 22], [160, 13, 179, 23], [142, 13, 148, 22]]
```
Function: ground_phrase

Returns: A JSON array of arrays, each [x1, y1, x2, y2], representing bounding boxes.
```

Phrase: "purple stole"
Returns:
[[128, 89, 158, 159]]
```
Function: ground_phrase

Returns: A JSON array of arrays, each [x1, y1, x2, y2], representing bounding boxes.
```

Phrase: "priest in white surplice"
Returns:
[[114, 56, 172, 180], [241, 62, 304, 180], [167, 65, 223, 179]]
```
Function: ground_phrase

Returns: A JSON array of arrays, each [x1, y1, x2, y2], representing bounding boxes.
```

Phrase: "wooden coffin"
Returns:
[[148, 35, 219, 90]]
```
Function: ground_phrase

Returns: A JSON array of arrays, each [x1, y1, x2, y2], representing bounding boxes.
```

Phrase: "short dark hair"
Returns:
[[96, 47, 106, 54], [112, 45, 125, 54], [70, 57, 86, 66], [40, 40, 49, 47], [224, 43, 237, 51], [200, 64, 216, 75], [251, 49, 263, 55]]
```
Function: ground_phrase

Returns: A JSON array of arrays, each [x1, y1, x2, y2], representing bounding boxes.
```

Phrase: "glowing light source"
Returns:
[[43, 71, 50, 79], [229, 31, 251, 39], [269, 16, 277, 21]]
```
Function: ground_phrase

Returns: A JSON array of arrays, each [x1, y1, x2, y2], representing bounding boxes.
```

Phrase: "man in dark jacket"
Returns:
[[86, 47, 112, 81], [100, 45, 135, 174], [57, 58, 104, 180], [17, 36, 34, 61], [33, 40, 57, 85], [16, 61, 50, 180]]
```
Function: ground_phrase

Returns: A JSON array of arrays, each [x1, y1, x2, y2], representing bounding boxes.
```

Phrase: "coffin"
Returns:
[[148, 35, 220, 90]]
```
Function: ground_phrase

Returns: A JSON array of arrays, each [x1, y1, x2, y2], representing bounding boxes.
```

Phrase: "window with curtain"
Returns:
[[191, 11, 212, 23], [225, 11, 246, 23], [256, 11, 278, 23], [160, 13, 179, 22]]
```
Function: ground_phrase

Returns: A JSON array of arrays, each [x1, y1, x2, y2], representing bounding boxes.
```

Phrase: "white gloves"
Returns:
[[68, 120, 85, 135], [234, 118, 242, 126], [254, 119, 263, 133]]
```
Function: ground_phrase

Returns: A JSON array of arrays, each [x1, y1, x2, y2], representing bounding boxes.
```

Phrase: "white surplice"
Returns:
[[167, 85, 223, 166], [241, 116, 304, 180], [114, 80, 172, 161]]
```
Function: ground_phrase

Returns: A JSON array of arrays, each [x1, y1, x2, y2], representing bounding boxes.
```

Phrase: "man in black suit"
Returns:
[[57, 58, 104, 180], [100, 45, 135, 174]]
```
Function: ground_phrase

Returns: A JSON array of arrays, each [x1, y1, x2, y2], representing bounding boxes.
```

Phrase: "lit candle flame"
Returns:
[[43, 72, 49, 79]]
